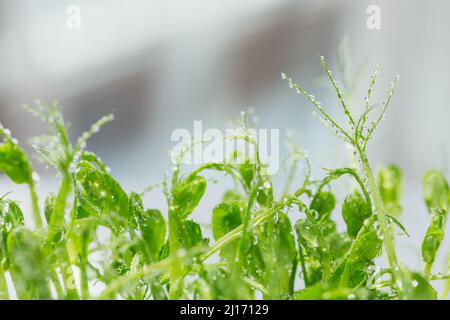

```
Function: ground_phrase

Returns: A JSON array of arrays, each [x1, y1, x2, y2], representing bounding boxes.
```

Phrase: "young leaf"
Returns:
[[262, 212, 296, 297], [377, 164, 402, 216], [212, 203, 242, 241], [75, 161, 129, 223], [0, 142, 32, 184], [310, 191, 336, 220], [421, 208, 448, 274], [256, 181, 273, 207], [422, 170, 449, 213], [238, 162, 256, 190], [342, 191, 372, 238], [179, 220, 204, 249], [44, 193, 56, 224], [339, 221, 381, 288], [402, 271, 437, 300], [6, 228, 51, 299], [140, 209, 166, 262], [172, 175, 207, 219]]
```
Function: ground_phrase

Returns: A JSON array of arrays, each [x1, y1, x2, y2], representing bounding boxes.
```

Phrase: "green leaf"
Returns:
[[256, 181, 273, 207], [238, 162, 255, 189], [342, 191, 371, 238], [173, 175, 207, 219], [295, 219, 326, 284], [6, 228, 51, 299], [295, 219, 323, 250], [0, 200, 25, 270], [421, 208, 448, 272], [421, 169, 449, 275], [75, 161, 129, 225], [349, 229, 382, 261], [222, 190, 242, 203], [0, 143, 32, 184], [262, 213, 296, 297], [128, 192, 145, 228], [179, 220, 203, 249], [212, 203, 242, 240], [422, 170, 449, 213], [241, 234, 266, 282], [140, 209, 166, 262], [310, 191, 336, 220], [44, 193, 56, 224], [294, 283, 366, 300], [377, 164, 402, 216], [201, 267, 246, 299], [340, 226, 382, 288], [403, 271, 437, 300]]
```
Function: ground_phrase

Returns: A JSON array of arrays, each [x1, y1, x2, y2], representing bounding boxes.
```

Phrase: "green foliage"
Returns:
[[0, 56, 449, 301], [377, 164, 403, 216], [421, 170, 449, 276], [342, 191, 371, 239], [0, 142, 32, 184], [172, 175, 207, 219], [422, 170, 449, 213]]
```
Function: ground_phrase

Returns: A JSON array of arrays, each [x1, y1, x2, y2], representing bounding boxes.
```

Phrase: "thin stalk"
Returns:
[[0, 266, 9, 299], [79, 260, 89, 299], [46, 171, 80, 299], [288, 253, 298, 295], [358, 150, 402, 285], [297, 242, 309, 287], [28, 180, 43, 228], [47, 173, 71, 242], [167, 210, 184, 299], [59, 246, 80, 299], [49, 269, 65, 299]]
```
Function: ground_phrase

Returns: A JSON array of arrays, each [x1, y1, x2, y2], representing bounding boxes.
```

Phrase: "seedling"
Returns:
[[0, 57, 449, 300]]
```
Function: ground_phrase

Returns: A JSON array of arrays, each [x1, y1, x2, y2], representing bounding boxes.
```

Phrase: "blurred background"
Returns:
[[1, 0, 449, 281]]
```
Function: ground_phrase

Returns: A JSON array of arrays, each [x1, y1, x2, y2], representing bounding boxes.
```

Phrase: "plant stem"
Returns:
[[289, 254, 298, 295], [358, 150, 401, 283], [0, 266, 9, 299], [29, 181, 43, 228], [45, 171, 80, 299], [297, 238, 310, 287], [49, 269, 65, 299], [79, 260, 89, 299], [168, 210, 183, 299]]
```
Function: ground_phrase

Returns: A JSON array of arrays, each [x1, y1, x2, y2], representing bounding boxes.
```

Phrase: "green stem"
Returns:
[[289, 254, 298, 295], [358, 150, 401, 284], [29, 181, 43, 228], [49, 269, 65, 299], [297, 242, 309, 287], [79, 260, 89, 299], [167, 210, 184, 299], [59, 246, 79, 299], [47, 173, 71, 242], [0, 266, 9, 299], [46, 171, 80, 299]]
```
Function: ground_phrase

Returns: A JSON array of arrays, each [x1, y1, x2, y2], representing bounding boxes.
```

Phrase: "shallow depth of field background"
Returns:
[[1, 0, 449, 289]]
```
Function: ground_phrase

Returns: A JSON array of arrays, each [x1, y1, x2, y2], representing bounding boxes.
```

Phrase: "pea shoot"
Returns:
[[0, 56, 449, 300]]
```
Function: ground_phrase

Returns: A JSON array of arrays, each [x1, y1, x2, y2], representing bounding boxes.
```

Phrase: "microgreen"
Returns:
[[0, 56, 448, 301]]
